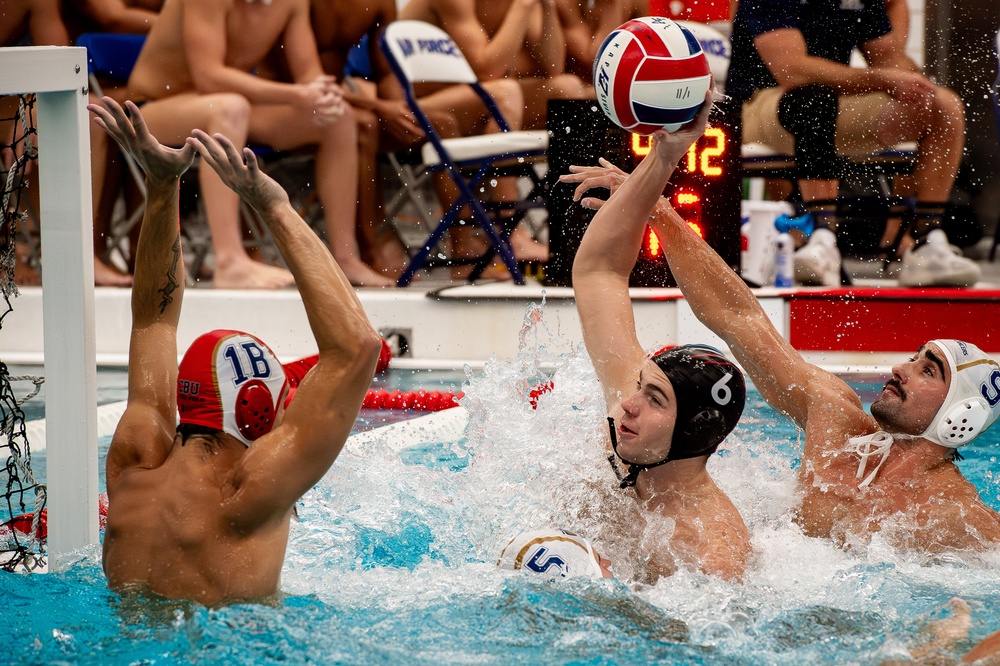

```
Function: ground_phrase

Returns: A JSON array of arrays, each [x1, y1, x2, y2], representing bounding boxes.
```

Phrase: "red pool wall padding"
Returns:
[[788, 288, 1000, 352]]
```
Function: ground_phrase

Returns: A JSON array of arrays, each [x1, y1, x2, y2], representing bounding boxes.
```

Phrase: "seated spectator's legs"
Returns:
[[89, 97, 133, 287], [744, 85, 845, 238], [879, 176, 916, 259], [248, 102, 395, 288], [353, 102, 410, 279], [136, 92, 296, 289], [874, 83, 966, 238], [743, 83, 975, 286]]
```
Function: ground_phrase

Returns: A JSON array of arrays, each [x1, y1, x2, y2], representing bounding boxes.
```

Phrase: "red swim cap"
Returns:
[[177, 330, 290, 446]]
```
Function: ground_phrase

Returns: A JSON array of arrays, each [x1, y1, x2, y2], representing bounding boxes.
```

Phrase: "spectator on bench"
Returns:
[[726, 0, 979, 288]]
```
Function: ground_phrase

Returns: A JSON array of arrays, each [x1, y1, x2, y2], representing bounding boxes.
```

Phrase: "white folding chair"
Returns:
[[379, 20, 549, 286]]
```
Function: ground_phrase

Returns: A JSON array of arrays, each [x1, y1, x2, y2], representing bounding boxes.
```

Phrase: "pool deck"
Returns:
[[5, 255, 1000, 372]]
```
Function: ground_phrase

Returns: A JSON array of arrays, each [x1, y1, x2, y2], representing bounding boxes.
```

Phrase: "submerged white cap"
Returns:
[[922, 340, 1000, 447], [497, 528, 606, 580]]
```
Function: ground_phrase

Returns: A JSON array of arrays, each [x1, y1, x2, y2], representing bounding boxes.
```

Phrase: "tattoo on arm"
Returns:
[[157, 236, 181, 314]]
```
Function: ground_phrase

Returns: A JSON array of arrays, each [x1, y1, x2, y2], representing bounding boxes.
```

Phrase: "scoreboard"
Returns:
[[544, 99, 742, 288]]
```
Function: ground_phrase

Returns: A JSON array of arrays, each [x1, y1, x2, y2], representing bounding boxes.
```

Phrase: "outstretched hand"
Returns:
[[186, 130, 289, 215], [558, 158, 629, 210], [648, 87, 715, 168], [87, 97, 195, 182], [558, 86, 717, 210]]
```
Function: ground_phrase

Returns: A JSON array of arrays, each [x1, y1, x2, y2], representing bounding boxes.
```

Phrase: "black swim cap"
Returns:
[[651, 344, 746, 462], [607, 344, 747, 488]]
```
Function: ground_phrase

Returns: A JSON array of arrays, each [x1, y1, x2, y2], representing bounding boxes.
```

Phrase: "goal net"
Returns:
[[1, 94, 46, 571]]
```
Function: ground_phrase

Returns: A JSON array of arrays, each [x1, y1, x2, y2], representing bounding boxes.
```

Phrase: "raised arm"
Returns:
[[646, 114, 859, 427], [569, 156, 661, 406], [568, 101, 732, 409], [648, 180, 839, 427], [564, 95, 848, 427], [89, 98, 196, 487], [568, 100, 720, 406], [186, 130, 382, 519]]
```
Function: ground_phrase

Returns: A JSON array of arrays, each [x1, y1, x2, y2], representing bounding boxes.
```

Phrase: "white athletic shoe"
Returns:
[[897, 229, 981, 287], [794, 228, 842, 286]]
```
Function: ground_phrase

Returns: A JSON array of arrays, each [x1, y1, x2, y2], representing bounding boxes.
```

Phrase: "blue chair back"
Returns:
[[345, 35, 374, 81], [76, 33, 146, 81]]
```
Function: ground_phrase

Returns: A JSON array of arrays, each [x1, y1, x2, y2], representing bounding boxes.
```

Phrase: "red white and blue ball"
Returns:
[[593, 17, 712, 135]]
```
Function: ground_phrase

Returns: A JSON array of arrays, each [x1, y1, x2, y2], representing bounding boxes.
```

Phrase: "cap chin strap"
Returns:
[[850, 431, 893, 488], [606, 417, 672, 489]]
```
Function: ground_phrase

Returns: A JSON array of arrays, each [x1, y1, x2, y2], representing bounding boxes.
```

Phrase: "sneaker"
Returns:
[[898, 229, 981, 287], [794, 228, 841, 286]]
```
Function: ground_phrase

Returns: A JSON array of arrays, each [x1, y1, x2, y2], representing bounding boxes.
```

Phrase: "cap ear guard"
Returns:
[[679, 408, 729, 455], [235, 379, 278, 442], [177, 330, 290, 447], [934, 397, 994, 446]]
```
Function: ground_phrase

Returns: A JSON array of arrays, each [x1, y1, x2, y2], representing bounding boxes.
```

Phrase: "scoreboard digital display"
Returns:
[[545, 99, 742, 287]]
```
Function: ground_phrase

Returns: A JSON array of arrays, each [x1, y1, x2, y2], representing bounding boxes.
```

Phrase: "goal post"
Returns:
[[1, 46, 99, 567]]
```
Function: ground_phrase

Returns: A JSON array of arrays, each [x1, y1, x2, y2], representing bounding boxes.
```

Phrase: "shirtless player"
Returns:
[[93, 97, 381, 604], [562, 91, 1000, 557]]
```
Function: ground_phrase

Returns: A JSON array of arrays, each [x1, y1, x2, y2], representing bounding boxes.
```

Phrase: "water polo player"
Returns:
[[561, 93, 1000, 556], [606, 344, 746, 489], [569, 97, 751, 584], [94, 98, 383, 605], [498, 528, 613, 580]]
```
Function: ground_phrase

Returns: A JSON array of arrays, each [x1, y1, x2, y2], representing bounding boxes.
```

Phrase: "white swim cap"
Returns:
[[921, 340, 1000, 448], [497, 529, 606, 580]]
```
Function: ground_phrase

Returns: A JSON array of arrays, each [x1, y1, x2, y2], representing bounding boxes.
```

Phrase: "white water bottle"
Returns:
[[774, 233, 794, 288]]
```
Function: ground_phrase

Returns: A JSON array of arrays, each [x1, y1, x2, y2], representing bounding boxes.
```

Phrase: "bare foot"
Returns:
[[213, 257, 295, 289], [450, 261, 514, 282], [94, 256, 133, 287], [448, 227, 515, 281], [336, 256, 395, 288], [370, 235, 411, 280], [510, 226, 549, 262]]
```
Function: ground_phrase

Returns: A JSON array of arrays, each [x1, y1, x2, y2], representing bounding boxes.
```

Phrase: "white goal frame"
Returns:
[[1, 46, 99, 567]]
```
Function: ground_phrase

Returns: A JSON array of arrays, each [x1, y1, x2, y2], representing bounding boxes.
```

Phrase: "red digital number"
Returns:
[[631, 128, 727, 177]]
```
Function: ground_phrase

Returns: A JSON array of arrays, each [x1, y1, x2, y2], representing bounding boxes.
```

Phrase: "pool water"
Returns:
[[3, 337, 1000, 665]]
